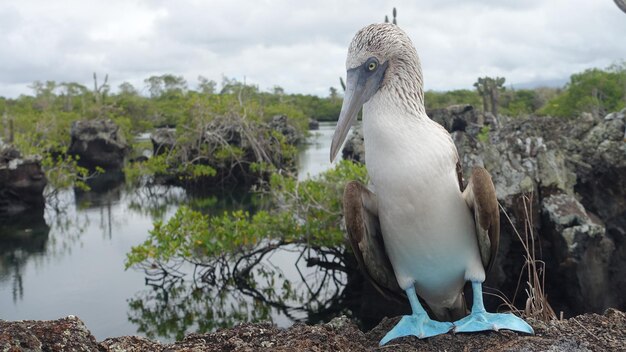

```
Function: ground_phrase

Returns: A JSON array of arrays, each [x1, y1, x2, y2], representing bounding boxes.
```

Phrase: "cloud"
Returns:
[[1, 0, 625, 97]]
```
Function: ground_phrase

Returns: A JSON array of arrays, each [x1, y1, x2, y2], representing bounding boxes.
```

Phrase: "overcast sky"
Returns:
[[1, 0, 625, 98]]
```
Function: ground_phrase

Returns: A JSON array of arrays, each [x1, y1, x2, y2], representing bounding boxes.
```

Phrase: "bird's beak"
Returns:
[[330, 61, 388, 163], [330, 69, 365, 162]]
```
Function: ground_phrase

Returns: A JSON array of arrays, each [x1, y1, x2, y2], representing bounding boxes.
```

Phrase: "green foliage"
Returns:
[[477, 125, 491, 144], [425, 89, 481, 110], [127, 278, 274, 340], [9, 109, 93, 189], [540, 63, 626, 118], [499, 89, 544, 116], [125, 160, 368, 269], [2, 74, 347, 193]]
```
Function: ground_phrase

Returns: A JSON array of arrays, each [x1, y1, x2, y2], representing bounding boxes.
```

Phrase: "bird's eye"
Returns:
[[368, 61, 377, 71]]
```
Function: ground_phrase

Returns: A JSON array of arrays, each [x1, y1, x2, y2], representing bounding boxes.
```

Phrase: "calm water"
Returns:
[[0, 122, 350, 341]]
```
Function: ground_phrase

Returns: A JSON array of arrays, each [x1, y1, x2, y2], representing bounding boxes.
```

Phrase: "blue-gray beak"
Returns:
[[330, 59, 388, 162]]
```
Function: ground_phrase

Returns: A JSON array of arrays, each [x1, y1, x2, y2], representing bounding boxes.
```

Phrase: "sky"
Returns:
[[1, 0, 625, 98]]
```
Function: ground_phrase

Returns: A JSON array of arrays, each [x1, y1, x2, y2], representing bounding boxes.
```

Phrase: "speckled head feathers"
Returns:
[[347, 23, 425, 114], [347, 23, 417, 69]]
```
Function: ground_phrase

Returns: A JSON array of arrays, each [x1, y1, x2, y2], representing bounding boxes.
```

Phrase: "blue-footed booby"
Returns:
[[330, 23, 533, 345]]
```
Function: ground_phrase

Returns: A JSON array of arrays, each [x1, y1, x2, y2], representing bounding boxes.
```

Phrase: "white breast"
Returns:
[[362, 92, 485, 307]]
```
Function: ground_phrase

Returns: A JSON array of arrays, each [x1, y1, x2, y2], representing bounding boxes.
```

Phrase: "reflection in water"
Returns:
[[125, 182, 263, 220], [127, 243, 349, 340], [127, 242, 410, 341], [0, 211, 50, 302], [0, 122, 366, 341], [74, 171, 126, 240]]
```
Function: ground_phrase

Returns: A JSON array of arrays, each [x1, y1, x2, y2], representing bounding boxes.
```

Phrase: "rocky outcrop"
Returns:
[[428, 104, 481, 134], [147, 115, 302, 187], [1, 311, 624, 351], [270, 115, 302, 145], [68, 119, 129, 171], [341, 108, 626, 317], [541, 194, 615, 314], [342, 124, 365, 163], [0, 146, 47, 217], [452, 110, 626, 316], [308, 118, 320, 131], [151, 128, 176, 156], [0, 316, 100, 351]]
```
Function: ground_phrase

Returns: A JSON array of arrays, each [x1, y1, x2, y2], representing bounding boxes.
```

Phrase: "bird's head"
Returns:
[[330, 23, 423, 162]]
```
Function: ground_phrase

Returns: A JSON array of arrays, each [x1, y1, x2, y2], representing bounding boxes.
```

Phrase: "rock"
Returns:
[[1, 311, 625, 351], [68, 119, 129, 171], [270, 115, 301, 145], [536, 148, 577, 196], [155, 114, 302, 187], [427, 104, 479, 133], [541, 194, 616, 314], [603, 108, 625, 121], [342, 126, 365, 162], [445, 110, 626, 315], [0, 146, 47, 217], [204, 117, 244, 147], [0, 315, 100, 351], [151, 128, 176, 156], [483, 111, 500, 129], [571, 112, 626, 311], [100, 336, 162, 351], [129, 155, 149, 163], [308, 118, 319, 131]]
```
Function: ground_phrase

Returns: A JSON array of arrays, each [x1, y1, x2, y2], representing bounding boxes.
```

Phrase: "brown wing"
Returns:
[[343, 181, 404, 301], [458, 165, 500, 274]]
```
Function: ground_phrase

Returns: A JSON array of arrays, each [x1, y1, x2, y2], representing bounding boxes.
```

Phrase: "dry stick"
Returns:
[[522, 194, 556, 321], [571, 317, 604, 346], [498, 196, 556, 322]]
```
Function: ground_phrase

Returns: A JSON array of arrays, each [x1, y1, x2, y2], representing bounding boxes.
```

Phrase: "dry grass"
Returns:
[[492, 193, 557, 322]]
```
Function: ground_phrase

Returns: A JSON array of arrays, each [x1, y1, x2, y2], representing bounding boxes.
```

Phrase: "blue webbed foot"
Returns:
[[380, 286, 453, 345], [380, 313, 453, 345], [453, 311, 534, 334], [453, 282, 534, 335]]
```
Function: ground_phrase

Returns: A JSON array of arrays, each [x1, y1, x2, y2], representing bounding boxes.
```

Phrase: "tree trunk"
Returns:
[[490, 89, 499, 118]]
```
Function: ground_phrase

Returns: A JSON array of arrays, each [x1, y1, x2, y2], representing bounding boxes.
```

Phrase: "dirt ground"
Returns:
[[1, 309, 624, 351]]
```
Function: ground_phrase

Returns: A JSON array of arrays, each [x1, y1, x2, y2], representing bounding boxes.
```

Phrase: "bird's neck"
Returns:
[[379, 56, 426, 116], [362, 88, 457, 189]]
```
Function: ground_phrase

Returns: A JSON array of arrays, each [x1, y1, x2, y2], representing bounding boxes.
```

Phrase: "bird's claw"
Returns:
[[453, 311, 534, 334], [380, 313, 453, 345]]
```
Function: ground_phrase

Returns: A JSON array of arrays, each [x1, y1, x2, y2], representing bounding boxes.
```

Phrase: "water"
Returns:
[[0, 122, 344, 341], [297, 122, 337, 180]]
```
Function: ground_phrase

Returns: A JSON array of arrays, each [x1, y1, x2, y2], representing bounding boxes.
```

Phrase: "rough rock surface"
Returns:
[[428, 104, 481, 134], [151, 128, 176, 156], [308, 118, 320, 131], [0, 315, 100, 351], [269, 115, 302, 145], [342, 124, 365, 163], [68, 119, 129, 170], [341, 108, 626, 317], [2, 310, 625, 351], [541, 194, 615, 313], [0, 146, 47, 217]]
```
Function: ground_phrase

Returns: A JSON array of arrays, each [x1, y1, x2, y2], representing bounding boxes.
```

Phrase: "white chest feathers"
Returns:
[[360, 92, 484, 306]]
